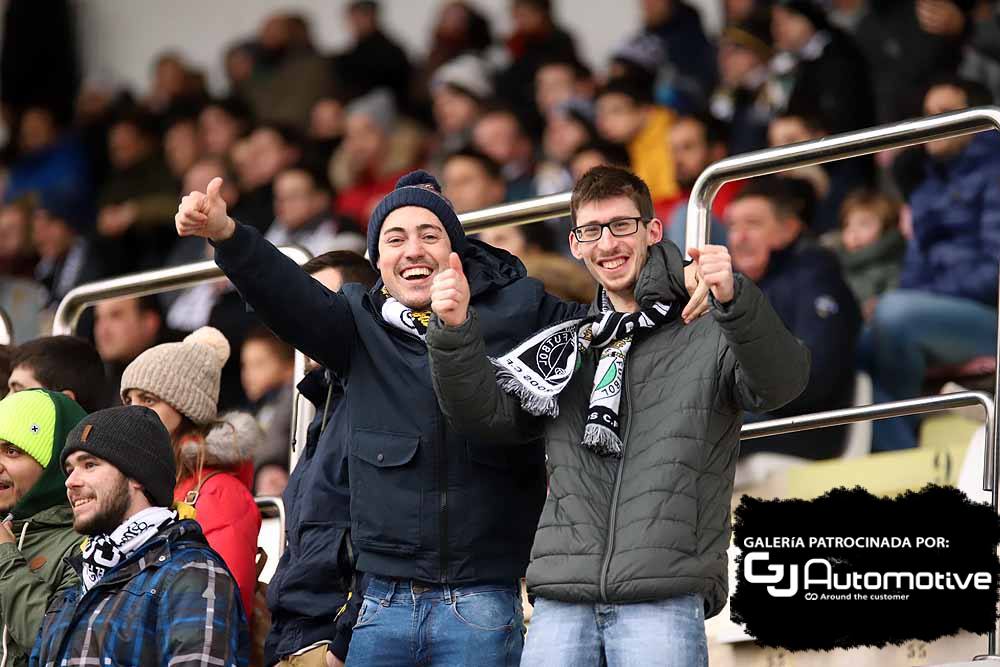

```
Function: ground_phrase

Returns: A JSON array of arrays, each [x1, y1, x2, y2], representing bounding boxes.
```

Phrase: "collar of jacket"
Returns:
[[364, 236, 527, 314], [297, 367, 340, 407], [587, 239, 690, 316], [925, 131, 1000, 180], [66, 519, 207, 591], [11, 504, 75, 532]]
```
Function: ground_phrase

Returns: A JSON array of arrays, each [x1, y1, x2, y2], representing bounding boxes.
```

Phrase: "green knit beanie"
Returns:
[[0, 389, 87, 519]]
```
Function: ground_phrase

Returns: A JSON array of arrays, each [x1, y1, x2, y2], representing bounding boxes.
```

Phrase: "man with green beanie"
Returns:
[[0, 389, 86, 667]]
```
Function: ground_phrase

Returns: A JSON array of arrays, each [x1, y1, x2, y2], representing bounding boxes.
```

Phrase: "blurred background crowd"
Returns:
[[2, 0, 1000, 496]]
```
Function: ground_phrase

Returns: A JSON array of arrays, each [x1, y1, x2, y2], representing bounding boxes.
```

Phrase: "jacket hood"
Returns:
[[178, 411, 261, 468], [588, 240, 691, 315]]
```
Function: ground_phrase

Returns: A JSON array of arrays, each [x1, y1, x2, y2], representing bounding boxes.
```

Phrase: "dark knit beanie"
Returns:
[[366, 170, 467, 269], [62, 406, 176, 508], [775, 0, 830, 31]]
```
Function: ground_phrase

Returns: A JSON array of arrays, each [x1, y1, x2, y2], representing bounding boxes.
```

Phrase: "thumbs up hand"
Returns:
[[431, 252, 470, 327], [175, 176, 236, 242]]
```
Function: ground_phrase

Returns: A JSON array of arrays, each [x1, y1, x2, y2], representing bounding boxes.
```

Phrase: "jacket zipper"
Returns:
[[599, 354, 632, 603], [438, 417, 449, 583]]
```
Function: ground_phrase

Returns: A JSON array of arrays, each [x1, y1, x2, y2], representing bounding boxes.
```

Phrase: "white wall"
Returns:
[[73, 0, 722, 98]]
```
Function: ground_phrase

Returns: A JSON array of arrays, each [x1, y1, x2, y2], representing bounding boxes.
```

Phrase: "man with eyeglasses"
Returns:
[[425, 165, 809, 666]]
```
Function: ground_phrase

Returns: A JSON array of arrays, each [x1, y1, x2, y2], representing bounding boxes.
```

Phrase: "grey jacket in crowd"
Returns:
[[426, 241, 810, 618]]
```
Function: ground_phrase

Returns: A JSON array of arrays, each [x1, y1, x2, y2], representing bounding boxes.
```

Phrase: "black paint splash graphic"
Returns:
[[731, 485, 1000, 651]]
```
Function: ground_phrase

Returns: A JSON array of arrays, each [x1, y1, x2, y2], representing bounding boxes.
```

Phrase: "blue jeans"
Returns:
[[345, 576, 524, 667], [860, 289, 997, 451], [520, 595, 708, 667]]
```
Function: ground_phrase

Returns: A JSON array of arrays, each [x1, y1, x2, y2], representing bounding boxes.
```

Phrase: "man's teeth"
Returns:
[[599, 258, 627, 270], [72, 498, 93, 508], [402, 267, 432, 280]]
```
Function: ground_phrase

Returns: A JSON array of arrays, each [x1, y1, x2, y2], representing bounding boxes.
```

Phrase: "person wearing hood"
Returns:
[[175, 168, 708, 665], [862, 78, 1000, 452], [0, 389, 87, 667], [119, 326, 262, 618]]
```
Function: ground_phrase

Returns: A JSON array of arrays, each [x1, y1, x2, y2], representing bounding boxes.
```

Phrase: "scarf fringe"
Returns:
[[493, 363, 560, 417], [582, 424, 624, 458]]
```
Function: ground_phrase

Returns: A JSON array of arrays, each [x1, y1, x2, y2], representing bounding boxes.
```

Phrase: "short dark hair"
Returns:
[[278, 163, 331, 194], [924, 75, 994, 109], [597, 76, 653, 106], [571, 166, 654, 225], [571, 140, 631, 170], [243, 326, 295, 364], [443, 147, 503, 182], [840, 188, 900, 234], [10, 336, 106, 412], [302, 250, 377, 288], [773, 110, 827, 136], [677, 112, 730, 148], [732, 175, 816, 224]]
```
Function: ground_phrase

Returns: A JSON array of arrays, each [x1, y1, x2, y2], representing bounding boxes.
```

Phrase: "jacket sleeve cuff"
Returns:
[[709, 273, 746, 318], [330, 631, 351, 661], [426, 309, 480, 351]]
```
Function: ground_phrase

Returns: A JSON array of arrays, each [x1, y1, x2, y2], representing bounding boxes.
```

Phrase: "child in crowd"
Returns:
[[240, 326, 295, 496], [832, 189, 906, 320], [119, 326, 262, 620]]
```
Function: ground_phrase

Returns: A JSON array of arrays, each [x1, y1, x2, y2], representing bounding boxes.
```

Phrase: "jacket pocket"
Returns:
[[352, 429, 422, 554]]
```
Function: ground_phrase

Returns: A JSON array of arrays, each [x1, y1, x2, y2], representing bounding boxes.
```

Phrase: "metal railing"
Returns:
[[0, 307, 12, 346], [686, 105, 1000, 251]]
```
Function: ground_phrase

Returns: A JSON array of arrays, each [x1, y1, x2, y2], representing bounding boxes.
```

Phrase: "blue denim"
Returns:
[[520, 594, 708, 667], [345, 576, 524, 667], [860, 289, 998, 451]]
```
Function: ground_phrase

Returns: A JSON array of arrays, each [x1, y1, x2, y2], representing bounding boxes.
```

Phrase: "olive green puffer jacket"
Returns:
[[426, 241, 809, 618]]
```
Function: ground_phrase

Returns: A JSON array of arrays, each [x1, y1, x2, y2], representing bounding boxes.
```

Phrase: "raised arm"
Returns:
[[176, 177, 357, 374]]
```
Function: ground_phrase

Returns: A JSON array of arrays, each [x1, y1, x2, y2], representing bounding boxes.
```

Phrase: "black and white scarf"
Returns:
[[492, 297, 675, 457], [80, 507, 175, 591], [378, 288, 433, 339]]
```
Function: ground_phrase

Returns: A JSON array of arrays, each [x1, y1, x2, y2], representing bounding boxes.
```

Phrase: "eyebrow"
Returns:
[[381, 224, 445, 237], [578, 215, 641, 226]]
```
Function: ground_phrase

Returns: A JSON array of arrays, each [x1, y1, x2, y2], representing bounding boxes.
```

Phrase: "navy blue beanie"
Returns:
[[366, 170, 467, 268]]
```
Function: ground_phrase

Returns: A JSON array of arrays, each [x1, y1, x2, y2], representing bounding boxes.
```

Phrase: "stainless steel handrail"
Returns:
[[686, 105, 1000, 251], [459, 192, 572, 234], [0, 307, 12, 346]]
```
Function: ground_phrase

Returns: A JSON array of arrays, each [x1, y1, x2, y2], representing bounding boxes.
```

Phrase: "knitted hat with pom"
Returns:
[[366, 170, 467, 269], [120, 327, 230, 425]]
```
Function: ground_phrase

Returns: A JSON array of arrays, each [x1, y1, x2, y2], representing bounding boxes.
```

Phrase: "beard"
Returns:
[[74, 474, 132, 536]]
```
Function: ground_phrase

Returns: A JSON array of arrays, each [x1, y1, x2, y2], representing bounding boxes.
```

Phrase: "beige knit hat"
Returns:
[[120, 327, 230, 425]]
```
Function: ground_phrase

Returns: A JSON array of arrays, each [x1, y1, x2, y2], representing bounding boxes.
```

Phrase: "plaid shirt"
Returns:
[[30, 519, 248, 667]]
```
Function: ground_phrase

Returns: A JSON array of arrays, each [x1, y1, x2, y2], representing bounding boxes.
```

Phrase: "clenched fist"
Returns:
[[431, 252, 470, 327], [175, 176, 236, 242], [688, 245, 735, 305]]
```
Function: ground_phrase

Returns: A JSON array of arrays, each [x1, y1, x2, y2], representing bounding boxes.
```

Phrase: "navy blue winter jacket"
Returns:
[[215, 223, 585, 585], [903, 132, 1000, 306]]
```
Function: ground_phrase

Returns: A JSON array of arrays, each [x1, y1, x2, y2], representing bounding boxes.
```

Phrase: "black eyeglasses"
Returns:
[[570, 217, 645, 243]]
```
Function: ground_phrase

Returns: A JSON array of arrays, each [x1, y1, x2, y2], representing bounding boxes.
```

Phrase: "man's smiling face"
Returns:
[[377, 207, 454, 309]]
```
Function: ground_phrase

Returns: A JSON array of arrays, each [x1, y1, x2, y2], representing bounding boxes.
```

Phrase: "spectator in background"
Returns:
[[856, 0, 974, 124], [0, 389, 86, 667], [442, 148, 595, 304], [862, 78, 1000, 452], [4, 106, 92, 214], [240, 12, 333, 131], [32, 190, 102, 307], [34, 405, 248, 667], [665, 112, 738, 248], [638, 0, 718, 106], [569, 140, 632, 182], [831, 189, 906, 319], [414, 1, 493, 118], [333, 1, 413, 110], [430, 54, 493, 165], [0, 347, 8, 399], [538, 99, 598, 195], [120, 327, 262, 619], [163, 115, 201, 182], [8, 336, 107, 412], [595, 78, 681, 215], [266, 250, 376, 667], [770, 0, 875, 134], [472, 104, 538, 201], [234, 123, 304, 233], [199, 97, 252, 159], [0, 198, 38, 278], [495, 0, 580, 135], [240, 327, 294, 495], [96, 111, 178, 273], [142, 52, 206, 119], [331, 89, 423, 230], [267, 166, 365, 256], [710, 11, 775, 154], [305, 96, 346, 170], [727, 177, 861, 460], [767, 111, 874, 233], [94, 296, 169, 405], [223, 40, 257, 98], [534, 57, 595, 119]]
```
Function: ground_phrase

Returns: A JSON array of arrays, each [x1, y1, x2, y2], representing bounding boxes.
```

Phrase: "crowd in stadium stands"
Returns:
[[0, 0, 998, 664]]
